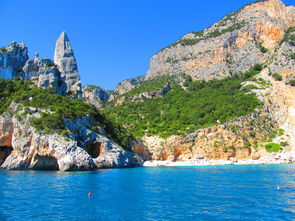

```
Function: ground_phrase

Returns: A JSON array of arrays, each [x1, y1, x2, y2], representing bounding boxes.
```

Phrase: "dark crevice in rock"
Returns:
[[88, 142, 102, 158], [0, 146, 13, 166]]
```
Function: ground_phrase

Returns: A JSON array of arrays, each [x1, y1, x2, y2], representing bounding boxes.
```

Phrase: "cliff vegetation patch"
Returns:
[[0, 78, 134, 149], [102, 65, 263, 138]]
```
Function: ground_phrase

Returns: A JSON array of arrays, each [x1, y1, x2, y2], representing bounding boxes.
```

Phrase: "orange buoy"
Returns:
[[88, 192, 92, 197]]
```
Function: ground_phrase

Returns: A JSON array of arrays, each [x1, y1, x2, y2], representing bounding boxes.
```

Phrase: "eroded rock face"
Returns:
[[269, 31, 295, 78], [133, 68, 295, 162], [0, 103, 140, 171], [82, 86, 110, 109], [135, 110, 273, 161], [0, 42, 29, 79], [0, 41, 69, 95], [145, 0, 294, 81], [54, 32, 82, 97], [82, 76, 146, 107], [111, 76, 145, 97], [113, 83, 171, 106], [22, 56, 67, 95]]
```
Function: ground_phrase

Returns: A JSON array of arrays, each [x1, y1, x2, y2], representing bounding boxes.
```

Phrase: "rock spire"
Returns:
[[54, 32, 82, 97]]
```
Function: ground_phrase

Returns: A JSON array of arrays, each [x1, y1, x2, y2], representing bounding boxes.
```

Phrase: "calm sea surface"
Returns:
[[1, 164, 295, 220]]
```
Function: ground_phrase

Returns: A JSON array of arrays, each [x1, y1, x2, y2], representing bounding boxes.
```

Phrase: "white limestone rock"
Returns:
[[22, 57, 67, 95], [54, 32, 82, 97], [0, 42, 29, 79], [0, 103, 140, 171]]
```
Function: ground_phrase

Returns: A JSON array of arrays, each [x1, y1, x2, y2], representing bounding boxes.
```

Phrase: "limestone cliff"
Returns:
[[82, 76, 146, 108], [269, 27, 295, 78], [0, 103, 140, 171], [110, 76, 145, 98], [133, 68, 295, 162], [0, 42, 29, 79], [82, 0, 295, 163], [54, 32, 82, 97], [82, 85, 110, 109], [145, 0, 294, 81], [0, 32, 82, 96], [22, 56, 67, 95]]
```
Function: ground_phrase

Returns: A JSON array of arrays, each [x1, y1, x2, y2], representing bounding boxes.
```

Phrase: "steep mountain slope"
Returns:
[[0, 32, 82, 96], [0, 0, 294, 168], [146, 0, 294, 81], [0, 33, 140, 171], [102, 67, 263, 138], [99, 0, 295, 162], [0, 78, 139, 171]]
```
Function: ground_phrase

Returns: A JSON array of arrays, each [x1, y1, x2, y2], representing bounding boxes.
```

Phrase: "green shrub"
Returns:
[[243, 84, 259, 90], [272, 73, 282, 81], [265, 143, 282, 153], [0, 77, 134, 150], [253, 64, 263, 71], [116, 75, 174, 98], [102, 67, 262, 138], [280, 27, 295, 46], [277, 128, 285, 136], [163, 22, 244, 48], [280, 142, 289, 147], [269, 129, 284, 141], [288, 80, 295, 87], [0, 47, 7, 53], [258, 42, 268, 53]]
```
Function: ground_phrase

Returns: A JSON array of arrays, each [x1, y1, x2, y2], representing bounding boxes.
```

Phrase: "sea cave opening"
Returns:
[[32, 154, 59, 170], [0, 146, 13, 166], [88, 142, 102, 158]]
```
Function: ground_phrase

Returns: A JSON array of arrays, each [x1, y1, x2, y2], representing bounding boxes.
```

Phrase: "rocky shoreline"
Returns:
[[143, 151, 295, 167]]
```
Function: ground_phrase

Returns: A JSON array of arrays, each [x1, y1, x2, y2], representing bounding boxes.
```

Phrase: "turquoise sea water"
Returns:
[[1, 164, 295, 220]]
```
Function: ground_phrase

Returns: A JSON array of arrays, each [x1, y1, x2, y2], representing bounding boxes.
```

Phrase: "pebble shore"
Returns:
[[143, 151, 295, 167]]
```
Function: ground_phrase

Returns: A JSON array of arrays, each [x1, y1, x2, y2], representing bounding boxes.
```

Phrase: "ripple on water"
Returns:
[[0, 164, 295, 220]]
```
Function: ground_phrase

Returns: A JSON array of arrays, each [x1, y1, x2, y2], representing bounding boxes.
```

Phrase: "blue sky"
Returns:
[[0, 0, 293, 89]]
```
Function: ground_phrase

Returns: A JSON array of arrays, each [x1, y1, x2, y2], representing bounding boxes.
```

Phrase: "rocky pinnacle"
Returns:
[[54, 32, 82, 97]]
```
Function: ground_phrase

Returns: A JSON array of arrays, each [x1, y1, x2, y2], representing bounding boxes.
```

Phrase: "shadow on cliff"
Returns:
[[95, 111, 137, 152]]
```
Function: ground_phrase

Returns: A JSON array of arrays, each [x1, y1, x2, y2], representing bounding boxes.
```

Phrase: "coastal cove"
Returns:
[[1, 164, 295, 220], [143, 150, 295, 167], [0, 0, 294, 220], [0, 0, 294, 171]]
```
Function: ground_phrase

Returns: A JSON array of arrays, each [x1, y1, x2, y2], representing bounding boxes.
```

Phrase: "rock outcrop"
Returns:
[[135, 109, 277, 161], [269, 27, 295, 78], [82, 85, 110, 109], [133, 68, 295, 162], [113, 82, 171, 105], [54, 32, 82, 97], [111, 76, 145, 98], [0, 103, 140, 171], [145, 0, 294, 81], [22, 55, 67, 95], [82, 76, 146, 107], [0, 33, 83, 96], [0, 42, 29, 79]]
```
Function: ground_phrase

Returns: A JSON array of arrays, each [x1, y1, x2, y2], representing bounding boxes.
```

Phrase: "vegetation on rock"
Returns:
[[280, 26, 295, 46], [102, 66, 263, 138], [161, 22, 244, 50], [288, 80, 295, 87], [258, 42, 269, 53], [272, 73, 283, 81], [0, 78, 134, 149], [83, 85, 104, 91], [265, 143, 282, 153]]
